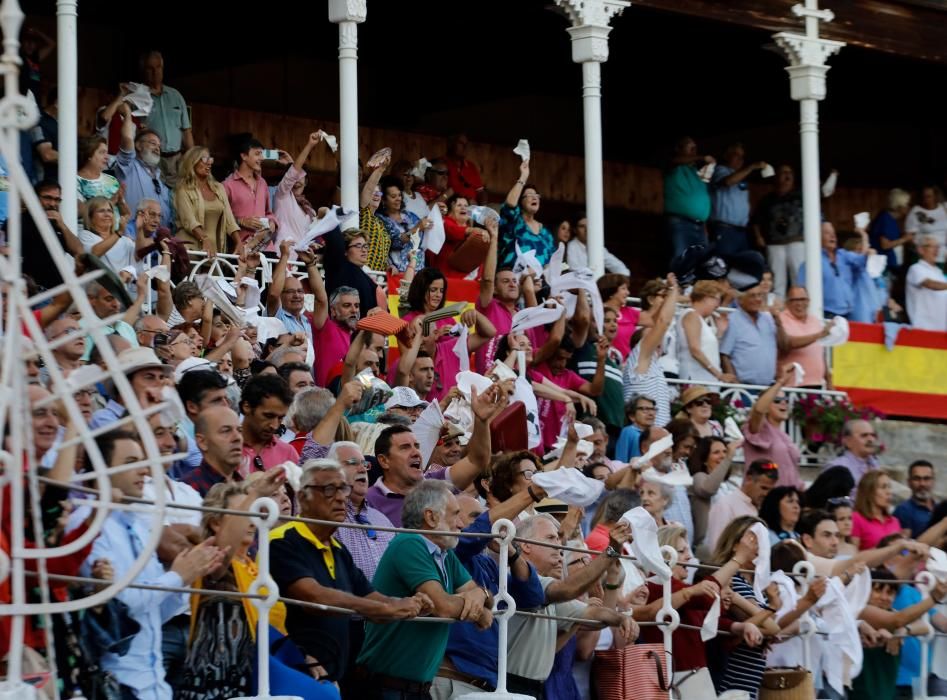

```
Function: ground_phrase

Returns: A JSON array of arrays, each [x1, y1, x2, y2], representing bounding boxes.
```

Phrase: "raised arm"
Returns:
[[266, 240, 292, 316], [447, 384, 507, 490], [359, 157, 388, 209], [299, 244, 328, 330], [505, 160, 530, 209], [294, 132, 322, 173], [479, 220, 500, 307], [748, 364, 794, 434], [118, 101, 135, 153], [340, 331, 369, 386], [636, 276, 678, 374], [466, 309, 497, 353]]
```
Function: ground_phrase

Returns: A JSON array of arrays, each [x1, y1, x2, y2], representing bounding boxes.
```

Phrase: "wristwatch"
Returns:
[[605, 546, 620, 559], [508, 543, 522, 565]]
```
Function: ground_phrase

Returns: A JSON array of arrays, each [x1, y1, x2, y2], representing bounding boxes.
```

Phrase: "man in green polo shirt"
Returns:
[[357, 480, 494, 698]]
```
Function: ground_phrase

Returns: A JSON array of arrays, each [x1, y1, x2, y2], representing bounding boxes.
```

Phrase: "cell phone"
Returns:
[[261, 149, 280, 161], [153, 332, 170, 348]]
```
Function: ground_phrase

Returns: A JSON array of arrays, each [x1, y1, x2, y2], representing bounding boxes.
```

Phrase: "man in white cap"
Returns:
[[89, 346, 171, 430], [384, 386, 429, 423]]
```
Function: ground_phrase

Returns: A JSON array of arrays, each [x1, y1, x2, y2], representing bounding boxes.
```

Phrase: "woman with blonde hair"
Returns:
[[174, 145, 240, 256], [77, 195, 135, 275], [851, 470, 904, 550], [677, 280, 734, 383]]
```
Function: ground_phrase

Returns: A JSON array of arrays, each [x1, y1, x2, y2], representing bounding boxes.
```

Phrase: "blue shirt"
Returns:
[[91, 400, 202, 467], [447, 511, 545, 688], [894, 585, 932, 687], [72, 509, 185, 700], [710, 165, 750, 227], [798, 249, 868, 317], [275, 306, 313, 345], [893, 498, 934, 539], [615, 424, 642, 463], [113, 148, 173, 230], [869, 210, 903, 271], [719, 308, 777, 386], [497, 203, 555, 270]]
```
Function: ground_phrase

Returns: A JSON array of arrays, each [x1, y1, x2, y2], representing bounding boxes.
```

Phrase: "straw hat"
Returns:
[[679, 385, 718, 408]]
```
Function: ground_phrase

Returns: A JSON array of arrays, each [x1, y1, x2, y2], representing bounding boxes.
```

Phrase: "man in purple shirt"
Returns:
[[824, 419, 880, 487], [330, 441, 395, 581], [366, 384, 507, 526]]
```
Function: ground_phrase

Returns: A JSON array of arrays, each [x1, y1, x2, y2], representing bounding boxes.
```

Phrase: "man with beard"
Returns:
[[895, 460, 937, 538], [239, 373, 299, 473], [312, 283, 359, 388], [356, 481, 493, 698], [21, 180, 83, 291], [115, 101, 172, 228]]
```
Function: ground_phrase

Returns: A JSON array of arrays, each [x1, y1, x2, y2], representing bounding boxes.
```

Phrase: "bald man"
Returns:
[[183, 406, 244, 496]]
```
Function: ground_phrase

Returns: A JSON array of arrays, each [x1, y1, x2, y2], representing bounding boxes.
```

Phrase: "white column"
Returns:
[[773, 0, 844, 318], [329, 0, 366, 217], [556, 0, 629, 278], [56, 0, 78, 232]]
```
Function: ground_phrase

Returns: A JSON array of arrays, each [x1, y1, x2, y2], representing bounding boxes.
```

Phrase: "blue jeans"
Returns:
[[709, 221, 751, 256], [666, 214, 707, 260]]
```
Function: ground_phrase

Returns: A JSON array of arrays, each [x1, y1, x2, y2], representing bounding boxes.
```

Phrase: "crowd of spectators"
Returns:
[[5, 45, 947, 700]]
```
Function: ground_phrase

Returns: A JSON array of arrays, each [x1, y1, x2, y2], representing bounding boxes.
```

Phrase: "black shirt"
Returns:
[[322, 226, 379, 316], [269, 522, 374, 681], [21, 213, 70, 291]]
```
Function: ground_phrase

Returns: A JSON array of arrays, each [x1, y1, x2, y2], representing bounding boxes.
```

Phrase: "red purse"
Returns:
[[592, 644, 670, 700]]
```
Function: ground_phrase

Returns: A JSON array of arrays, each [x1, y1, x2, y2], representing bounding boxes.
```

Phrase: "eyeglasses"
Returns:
[[302, 482, 353, 499], [354, 510, 376, 539], [340, 457, 369, 468], [517, 468, 536, 481], [347, 242, 368, 250], [827, 496, 853, 507], [689, 398, 713, 407], [39, 194, 63, 203], [635, 406, 657, 413]]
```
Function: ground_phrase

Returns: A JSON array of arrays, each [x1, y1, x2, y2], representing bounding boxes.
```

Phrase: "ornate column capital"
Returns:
[[772, 0, 844, 102], [556, 0, 629, 64], [328, 0, 366, 24]]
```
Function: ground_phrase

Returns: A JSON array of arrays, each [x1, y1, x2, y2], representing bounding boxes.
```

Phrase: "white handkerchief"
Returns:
[[641, 464, 693, 487], [513, 139, 530, 162], [620, 552, 646, 597], [410, 157, 432, 179], [545, 243, 566, 288], [196, 276, 245, 327], [414, 400, 446, 470], [550, 269, 604, 334], [697, 162, 716, 183], [639, 435, 674, 466], [531, 468, 604, 507], [760, 163, 775, 178], [452, 324, 470, 372], [456, 371, 492, 400], [724, 416, 743, 442], [123, 82, 153, 117], [544, 435, 595, 461], [294, 207, 340, 251], [318, 130, 338, 153], [929, 548, 947, 583], [845, 566, 872, 615], [820, 315, 850, 347], [145, 265, 170, 282], [276, 461, 301, 492], [244, 311, 287, 345], [558, 291, 578, 319], [239, 277, 262, 311], [867, 254, 887, 279], [510, 301, 564, 334], [444, 398, 474, 436], [425, 201, 446, 254], [792, 361, 805, 386], [822, 171, 838, 198], [620, 507, 671, 580], [513, 242, 543, 280], [749, 522, 772, 601], [488, 360, 517, 383], [159, 385, 187, 424], [701, 594, 722, 641], [260, 254, 273, 284], [65, 364, 103, 393], [854, 211, 871, 230]]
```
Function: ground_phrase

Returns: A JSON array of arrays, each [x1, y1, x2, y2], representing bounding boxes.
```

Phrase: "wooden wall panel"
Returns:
[[75, 86, 889, 227]]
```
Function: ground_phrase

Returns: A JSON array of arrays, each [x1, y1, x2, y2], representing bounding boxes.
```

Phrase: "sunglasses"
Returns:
[[689, 398, 713, 407], [772, 397, 789, 405]]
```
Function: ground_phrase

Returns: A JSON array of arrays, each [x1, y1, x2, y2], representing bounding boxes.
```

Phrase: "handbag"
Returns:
[[592, 643, 669, 700], [672, 666, 718, 700], [447, 230, 490, 273], [759, 666, 814, 700]]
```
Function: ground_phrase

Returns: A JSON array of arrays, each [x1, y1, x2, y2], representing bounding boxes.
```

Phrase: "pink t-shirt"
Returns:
[[474, 298, 515, 373], [403, 311, 464, 404], [532, 363, 587, 452], [613, 306, 641, 360], [240, 439, 300, 477], [223, 171, 274, 244], [741, 418, 803, 489], [311, 318, 352, 388], [778, 310, 826, 387], [851, 511, 902, 550]]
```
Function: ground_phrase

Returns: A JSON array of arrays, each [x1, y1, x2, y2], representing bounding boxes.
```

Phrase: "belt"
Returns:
[[436, 665, 493, 691], [354, 666, 432, 694], [507, 673, 544, 696]]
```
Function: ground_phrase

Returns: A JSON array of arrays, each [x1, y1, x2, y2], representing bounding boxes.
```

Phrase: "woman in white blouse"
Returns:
[[677, 280, 734, 383], [78, 196, 136, 276]]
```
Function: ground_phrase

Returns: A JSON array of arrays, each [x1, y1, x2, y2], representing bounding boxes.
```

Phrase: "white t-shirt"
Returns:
[[906, 260, 947, 331], [905, 205, 947, 262], [79, 227, 137, 276]]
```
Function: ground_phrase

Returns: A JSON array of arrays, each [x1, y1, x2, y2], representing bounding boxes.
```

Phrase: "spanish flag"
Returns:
[[834, 322, 947, 419]]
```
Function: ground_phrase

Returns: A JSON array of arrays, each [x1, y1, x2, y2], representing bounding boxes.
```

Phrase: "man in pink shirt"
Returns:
[[223, 137, 279, 249], [777, 286, 832, 388], [239, 373, 299, 475], [532, 337, 605, 452], [311, 284, 359, 388]]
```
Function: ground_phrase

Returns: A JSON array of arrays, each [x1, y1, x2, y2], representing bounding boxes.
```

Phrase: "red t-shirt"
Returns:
[[311, 318, 352, 389], [445, 157, 484, 201]]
